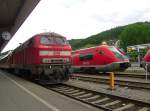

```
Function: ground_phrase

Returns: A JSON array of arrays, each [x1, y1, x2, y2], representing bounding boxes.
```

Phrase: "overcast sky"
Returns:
[[2, 0, 150, 52]]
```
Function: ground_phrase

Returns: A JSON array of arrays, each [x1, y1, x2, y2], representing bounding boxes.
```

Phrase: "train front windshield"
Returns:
[[109, 47, 128, 60], [40, 35, 68, 45]]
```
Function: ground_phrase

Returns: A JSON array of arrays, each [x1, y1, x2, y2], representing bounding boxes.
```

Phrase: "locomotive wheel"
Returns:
[[38, 67, 69, 84], [14, 68, 22, 76], [14, 69, 19, 74], [53, 68, 67, 82]]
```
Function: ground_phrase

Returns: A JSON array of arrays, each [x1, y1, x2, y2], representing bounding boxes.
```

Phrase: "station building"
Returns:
[[127, 43, 150, 64]]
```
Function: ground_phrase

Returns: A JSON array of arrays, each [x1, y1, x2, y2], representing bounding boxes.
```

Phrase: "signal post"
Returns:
[[109, 72, 115, 90]]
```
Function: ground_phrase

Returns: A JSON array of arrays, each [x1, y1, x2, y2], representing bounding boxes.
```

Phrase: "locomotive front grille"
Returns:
[[51, 59, 63, 63]]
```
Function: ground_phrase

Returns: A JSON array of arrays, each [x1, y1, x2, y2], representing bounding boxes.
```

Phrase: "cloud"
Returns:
[[2, 0, 150, 52], [59, 0, 87, 8]]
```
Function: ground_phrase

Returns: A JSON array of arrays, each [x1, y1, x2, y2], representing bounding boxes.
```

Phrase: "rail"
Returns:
[[48, 84, 150, 111]]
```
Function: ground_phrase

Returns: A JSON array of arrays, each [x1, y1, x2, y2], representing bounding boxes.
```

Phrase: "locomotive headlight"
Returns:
[[65, 58, 70, 62], [63, 58, 70, 62], [42, 58, 51, 63]]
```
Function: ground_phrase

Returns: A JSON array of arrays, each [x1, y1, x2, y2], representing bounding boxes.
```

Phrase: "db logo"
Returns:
[[54, 51, 60, 55]]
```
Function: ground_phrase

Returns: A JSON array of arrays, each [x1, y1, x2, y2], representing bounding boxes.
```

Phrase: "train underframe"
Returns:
[[12, 63, 71, 84], [72, 62, 130, 74]]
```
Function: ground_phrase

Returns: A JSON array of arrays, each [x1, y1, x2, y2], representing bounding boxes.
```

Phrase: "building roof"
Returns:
[[0, 0, 40, 52], [127, 43, 150, 49]]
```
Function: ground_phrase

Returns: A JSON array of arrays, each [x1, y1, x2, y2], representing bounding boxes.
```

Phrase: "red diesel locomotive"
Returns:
[[0, 32, 72, 84], [72, 45, 129, 73]]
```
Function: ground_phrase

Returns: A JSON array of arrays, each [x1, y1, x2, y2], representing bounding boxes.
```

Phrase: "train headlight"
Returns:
[[42, 58, 51, 63], [66, 58, 70, 62], [63, 58, 70, 62]]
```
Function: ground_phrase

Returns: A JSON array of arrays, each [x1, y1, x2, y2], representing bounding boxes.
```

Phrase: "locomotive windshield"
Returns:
[[40, 35, 68, 45], [55, 37, 66, 45], [41, 36, 54, 44], [109, 47, 128, 60]]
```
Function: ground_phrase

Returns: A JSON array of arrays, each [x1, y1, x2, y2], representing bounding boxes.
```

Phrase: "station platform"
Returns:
[[0, 70, 100, 111]]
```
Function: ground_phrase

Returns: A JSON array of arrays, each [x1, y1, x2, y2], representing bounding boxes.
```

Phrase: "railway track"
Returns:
[[114, 72, 150, 79], [76, 70, 150, 79], [49, 84, 150, 111], [70, 74, 150, 90]]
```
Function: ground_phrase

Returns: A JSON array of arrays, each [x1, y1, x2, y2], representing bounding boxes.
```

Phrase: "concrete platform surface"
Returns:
[[0, 70, 101, 111]]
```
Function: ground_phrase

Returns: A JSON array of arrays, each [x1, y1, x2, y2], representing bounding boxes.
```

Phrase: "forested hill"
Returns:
[[69, 22, 150, 50]]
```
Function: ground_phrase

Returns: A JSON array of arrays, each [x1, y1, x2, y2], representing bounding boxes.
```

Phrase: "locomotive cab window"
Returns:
[[40, 36, 54, 45], [55, 37, 67, 45], [109, 47, 125, 60], [79, 53, 93, 61], [40, 35, 68, 45]]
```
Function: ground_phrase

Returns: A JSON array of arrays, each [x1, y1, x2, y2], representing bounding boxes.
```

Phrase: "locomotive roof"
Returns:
[[0, 50, 12, 61], [13, 32, 67, 52], [72, 45, 110, 52], [35, 32, 66, 38]]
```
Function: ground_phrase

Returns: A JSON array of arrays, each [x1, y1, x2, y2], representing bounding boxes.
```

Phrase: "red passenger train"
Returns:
[[72, 45, 130, 73], [141, 49, 150, 72], [0, 32, 72, 84]]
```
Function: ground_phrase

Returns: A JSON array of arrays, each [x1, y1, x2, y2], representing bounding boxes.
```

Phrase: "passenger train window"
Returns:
[[79, 53, 93, 61]]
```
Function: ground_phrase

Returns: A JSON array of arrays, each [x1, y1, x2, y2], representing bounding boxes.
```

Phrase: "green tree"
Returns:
[[119, 22, 150, 50], [69, 22, 150, 50]]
